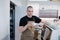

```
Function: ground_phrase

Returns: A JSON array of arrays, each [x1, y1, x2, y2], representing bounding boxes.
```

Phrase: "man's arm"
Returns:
[[19, 22, 33, 33], [19, 25, 27, 33], [19, 18, 28, 33]]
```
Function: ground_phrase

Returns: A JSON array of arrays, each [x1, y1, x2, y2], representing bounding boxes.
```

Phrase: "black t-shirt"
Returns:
[[19, 15, 41, 26]]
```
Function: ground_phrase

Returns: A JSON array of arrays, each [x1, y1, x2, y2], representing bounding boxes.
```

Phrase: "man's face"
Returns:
[[27, 8, 33, 18]]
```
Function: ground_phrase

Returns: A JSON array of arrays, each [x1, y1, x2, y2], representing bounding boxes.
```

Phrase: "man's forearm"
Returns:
[[19, 25, 28, 33], [22, 25, 28, 32]]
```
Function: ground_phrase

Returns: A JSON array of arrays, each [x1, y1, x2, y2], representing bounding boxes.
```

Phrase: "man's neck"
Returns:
[[27, 15, 32, 18]]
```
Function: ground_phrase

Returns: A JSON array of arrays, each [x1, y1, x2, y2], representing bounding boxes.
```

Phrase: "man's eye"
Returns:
[[28, 11, 33, 12]]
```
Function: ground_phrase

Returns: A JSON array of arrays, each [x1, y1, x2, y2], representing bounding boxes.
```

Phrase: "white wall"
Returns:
[[15, 2, 27, 40], [28, 1, 60, 17], [10, 0, 28, 40], [0, 0, 10, 40], [11, 0, 21, 6], [11, 0, 28, 6], [15, 6, 26, 40]]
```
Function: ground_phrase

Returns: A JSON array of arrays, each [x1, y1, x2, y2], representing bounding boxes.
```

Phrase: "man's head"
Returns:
[[27, 6, 33, 18]]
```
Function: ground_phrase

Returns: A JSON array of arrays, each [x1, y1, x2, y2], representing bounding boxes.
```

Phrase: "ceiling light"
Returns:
[[29, 0, 49, 1]]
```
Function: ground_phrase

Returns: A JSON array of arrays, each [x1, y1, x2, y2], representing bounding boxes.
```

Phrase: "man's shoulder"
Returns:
[[20, 16, 27, 20], [32, 15, 37, 18]]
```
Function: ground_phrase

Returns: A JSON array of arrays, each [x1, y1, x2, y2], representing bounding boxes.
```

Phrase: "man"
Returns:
[[19, 6, 45, 40]]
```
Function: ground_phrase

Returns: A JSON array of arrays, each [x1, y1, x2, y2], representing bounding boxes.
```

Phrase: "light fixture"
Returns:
[[29, 0, 49, 1], [50, 0, 60, 2]]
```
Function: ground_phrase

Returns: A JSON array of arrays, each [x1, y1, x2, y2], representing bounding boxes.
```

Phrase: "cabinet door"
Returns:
[[10, 1, 15, 40]]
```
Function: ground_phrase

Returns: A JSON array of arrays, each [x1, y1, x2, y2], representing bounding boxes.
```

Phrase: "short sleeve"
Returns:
[[34, 16, 41, 23], [19, 18, 25, 26]]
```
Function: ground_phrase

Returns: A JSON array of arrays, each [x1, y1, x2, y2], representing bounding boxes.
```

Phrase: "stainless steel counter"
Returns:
[[46, 21, 60, 30]]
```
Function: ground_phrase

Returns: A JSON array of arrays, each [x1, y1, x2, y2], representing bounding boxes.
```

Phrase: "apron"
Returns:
[[21, 29, 34, 40], [21, 18, 37, 40]]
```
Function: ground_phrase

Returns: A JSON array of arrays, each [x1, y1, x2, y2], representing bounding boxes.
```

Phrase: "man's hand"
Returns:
[[26, 21, 35, 35], [26, 21, 34, 27]]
